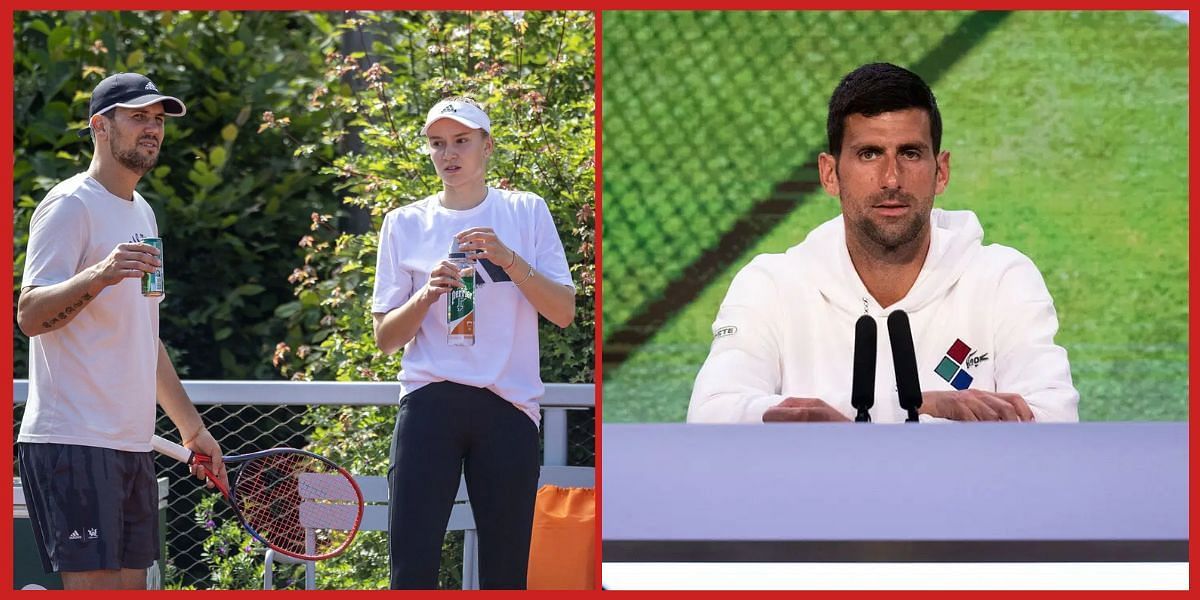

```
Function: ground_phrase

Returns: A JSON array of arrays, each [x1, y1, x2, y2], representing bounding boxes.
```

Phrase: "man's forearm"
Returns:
[[155, 341, 205, 442], [17, 267, 105, 337]]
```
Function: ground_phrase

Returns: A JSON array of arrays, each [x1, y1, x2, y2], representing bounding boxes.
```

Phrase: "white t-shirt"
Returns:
[[372, 187, 574, 425], [19, 172, 164, 452]]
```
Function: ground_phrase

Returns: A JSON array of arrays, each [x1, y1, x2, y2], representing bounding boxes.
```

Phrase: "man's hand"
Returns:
[[88, 242, 161, 290], [763, 397, 851, 422], [183, 428, 229, 490], [17, 242, 162, 337], [921, 389, 1035, 422]]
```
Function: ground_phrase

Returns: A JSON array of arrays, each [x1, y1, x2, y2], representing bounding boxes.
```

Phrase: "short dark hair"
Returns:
[[826, 63, 941, 157]]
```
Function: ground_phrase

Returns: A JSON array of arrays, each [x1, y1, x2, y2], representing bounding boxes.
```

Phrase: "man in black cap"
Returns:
[[16, 72, 227, 589]]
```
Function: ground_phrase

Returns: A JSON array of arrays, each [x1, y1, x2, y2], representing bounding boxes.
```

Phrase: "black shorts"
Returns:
[[18, 442, 160, 573]]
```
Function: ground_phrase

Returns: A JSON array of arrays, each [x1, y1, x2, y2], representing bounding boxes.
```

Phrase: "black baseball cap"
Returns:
[[77, 73, 186, 138]]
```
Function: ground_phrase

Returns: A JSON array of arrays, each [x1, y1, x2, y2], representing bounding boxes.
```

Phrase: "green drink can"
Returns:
[[141, 237, 164, 297]]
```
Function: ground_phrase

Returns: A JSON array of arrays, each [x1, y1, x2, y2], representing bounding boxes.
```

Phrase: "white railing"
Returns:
[[12, 380, 594, 466], [13, 378, 593, 590]]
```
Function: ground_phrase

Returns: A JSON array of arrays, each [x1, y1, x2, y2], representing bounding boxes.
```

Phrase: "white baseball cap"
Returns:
[[420, 99, 491, 136]]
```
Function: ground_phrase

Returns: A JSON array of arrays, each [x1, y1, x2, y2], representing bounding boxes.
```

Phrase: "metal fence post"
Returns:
[[542, 407, 569, 466]]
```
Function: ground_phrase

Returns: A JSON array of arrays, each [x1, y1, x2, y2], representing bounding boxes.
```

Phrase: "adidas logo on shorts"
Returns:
[[69, 530, 82, 540]]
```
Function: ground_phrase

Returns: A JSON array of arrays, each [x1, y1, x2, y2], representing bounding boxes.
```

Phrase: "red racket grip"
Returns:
[[150, 435, 228, 496]]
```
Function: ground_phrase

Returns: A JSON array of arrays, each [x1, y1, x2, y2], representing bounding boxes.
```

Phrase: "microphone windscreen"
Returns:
[[851, 315, 876, 412], [887, 310, 923, 411]]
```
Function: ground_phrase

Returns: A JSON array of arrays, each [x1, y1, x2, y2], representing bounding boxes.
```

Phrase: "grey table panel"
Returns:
[[602, 423, 1188, 562]]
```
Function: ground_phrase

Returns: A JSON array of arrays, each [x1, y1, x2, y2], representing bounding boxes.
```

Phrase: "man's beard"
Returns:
[[851, 189, 928, 251], [110, 134, 159, 175]]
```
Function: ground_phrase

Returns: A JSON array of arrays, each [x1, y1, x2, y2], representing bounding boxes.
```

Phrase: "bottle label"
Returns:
[[448, 272, 475, 334]]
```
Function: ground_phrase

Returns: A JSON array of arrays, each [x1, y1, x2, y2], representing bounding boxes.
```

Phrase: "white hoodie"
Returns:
[[688, 208, 1079, 424]]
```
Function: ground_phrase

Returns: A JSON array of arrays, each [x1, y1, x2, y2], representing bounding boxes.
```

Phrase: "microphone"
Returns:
[[887, 310, 923, 423], [850, 315, 876, 422]]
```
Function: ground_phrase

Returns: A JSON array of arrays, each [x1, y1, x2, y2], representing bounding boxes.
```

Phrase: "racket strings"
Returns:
[[233, 452, 360, 558]]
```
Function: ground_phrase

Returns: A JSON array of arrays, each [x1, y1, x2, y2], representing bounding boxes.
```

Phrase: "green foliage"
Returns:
[[14, 10, 593, 590], [13, 11, 341, 379], [258, 11, 594, 590], [269, 11, 595, 386], [191, 495, 269, 590]]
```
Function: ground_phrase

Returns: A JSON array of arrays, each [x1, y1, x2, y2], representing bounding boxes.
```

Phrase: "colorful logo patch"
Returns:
[[934, 339, 974, 390]]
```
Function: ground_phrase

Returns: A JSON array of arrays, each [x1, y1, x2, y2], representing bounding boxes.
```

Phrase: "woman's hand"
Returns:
[[416, 259, 467, 306], [456, 227, 517, 269]]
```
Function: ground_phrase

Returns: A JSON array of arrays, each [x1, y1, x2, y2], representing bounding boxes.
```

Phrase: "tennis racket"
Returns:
[[151, 434, 364, 561]]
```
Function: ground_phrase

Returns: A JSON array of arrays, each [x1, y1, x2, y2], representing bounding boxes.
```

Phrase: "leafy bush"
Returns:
[[14, 10, 592, 589], [13, 11, 342, 379], [259, 11, 594, 589], [269, 10, 595, 385]]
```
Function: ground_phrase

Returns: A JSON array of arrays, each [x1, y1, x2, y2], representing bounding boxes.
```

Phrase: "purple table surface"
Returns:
[[602, 423, 1188, 542]]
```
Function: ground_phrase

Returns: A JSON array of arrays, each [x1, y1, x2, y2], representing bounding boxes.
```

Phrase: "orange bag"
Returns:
[[526, 484, 596, 590]]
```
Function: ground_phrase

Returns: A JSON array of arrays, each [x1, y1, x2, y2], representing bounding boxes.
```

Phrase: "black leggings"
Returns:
[[387, 381, 540, 590]]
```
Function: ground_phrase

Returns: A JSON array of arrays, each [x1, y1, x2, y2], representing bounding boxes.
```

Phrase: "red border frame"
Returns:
[[594, 8, 606, 594], [4, 4, 1195, 596], [2, 7, 13, 595]]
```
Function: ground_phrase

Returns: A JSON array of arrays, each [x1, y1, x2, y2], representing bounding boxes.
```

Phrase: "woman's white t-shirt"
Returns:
[[371, 187, 574, 425]]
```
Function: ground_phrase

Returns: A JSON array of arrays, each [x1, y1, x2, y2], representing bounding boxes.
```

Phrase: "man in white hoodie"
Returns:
[[688, 63, 1079, 424]]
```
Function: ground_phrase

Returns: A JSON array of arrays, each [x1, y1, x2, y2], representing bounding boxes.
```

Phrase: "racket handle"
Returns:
[[151, 434, 196, 465]]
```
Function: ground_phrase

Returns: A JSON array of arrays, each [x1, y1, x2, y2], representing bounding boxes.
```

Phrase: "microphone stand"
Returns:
[[899, 396, 920, 423]]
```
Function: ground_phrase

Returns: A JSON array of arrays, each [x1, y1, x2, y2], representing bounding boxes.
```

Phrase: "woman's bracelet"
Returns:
[[503, 250, 518, 270], [514, 264, 535, 286]]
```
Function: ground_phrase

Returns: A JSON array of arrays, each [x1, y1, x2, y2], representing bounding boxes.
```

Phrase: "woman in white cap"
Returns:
[[371, 97, 576, 589]]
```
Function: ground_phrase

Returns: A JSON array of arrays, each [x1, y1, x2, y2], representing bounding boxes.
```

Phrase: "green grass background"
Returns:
[[602, 11, 1188, 422]]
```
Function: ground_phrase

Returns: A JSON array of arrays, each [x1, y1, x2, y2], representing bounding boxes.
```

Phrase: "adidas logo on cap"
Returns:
[[145, 81, 159, 92], [440, 103, 458, 113]]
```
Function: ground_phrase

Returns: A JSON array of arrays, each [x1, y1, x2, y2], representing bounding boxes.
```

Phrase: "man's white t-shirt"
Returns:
[[371, 187, 574, 425], [19, 172, 164, 452]]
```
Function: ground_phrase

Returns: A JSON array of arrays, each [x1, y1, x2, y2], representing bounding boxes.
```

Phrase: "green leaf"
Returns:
[[47, 26, 70, 57], [274, 302, 301, 318], [29, 19, 52, 36], [299, 290, 320, 307], [209, 146, 227, 168], [233, 284, 265, 296]]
